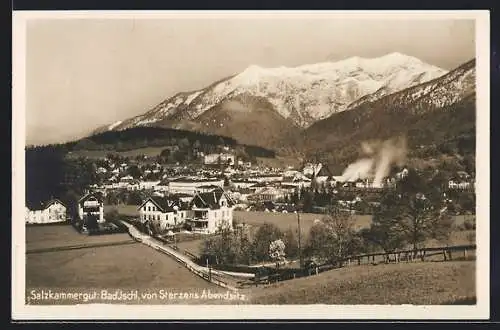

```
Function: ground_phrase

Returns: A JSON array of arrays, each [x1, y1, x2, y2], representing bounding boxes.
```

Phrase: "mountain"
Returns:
[[301, 59, 476, 174], [94, 53, 447, 147]]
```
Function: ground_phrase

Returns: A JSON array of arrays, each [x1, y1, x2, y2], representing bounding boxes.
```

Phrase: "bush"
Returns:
[[463, 217, 476, 230], [105, 209, 120, 222]]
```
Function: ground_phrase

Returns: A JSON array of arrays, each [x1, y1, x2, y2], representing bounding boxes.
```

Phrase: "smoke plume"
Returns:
[[340, 136, 407, 187]]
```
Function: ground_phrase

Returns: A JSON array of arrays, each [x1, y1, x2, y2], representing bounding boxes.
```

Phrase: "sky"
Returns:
[[23, 14, 476, 146]]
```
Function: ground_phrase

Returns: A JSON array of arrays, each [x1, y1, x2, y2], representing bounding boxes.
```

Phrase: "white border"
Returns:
[[12, 10, 490, 320]]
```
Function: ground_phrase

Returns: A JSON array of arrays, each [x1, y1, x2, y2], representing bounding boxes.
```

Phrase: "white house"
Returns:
[[78, 193, 104, 224], [204, 153, 235, 166], [230, 179, 259, 189], [126, 180, 141, 191], [284, 174, 312, 189], [154, 180, 170, 193], [186, 189, 235, 234], [195, 184, 224, 193], [25, 199, 67, 224], [138, 196, 188, 232], [247, 174, 283, 183], [139, 180, 161, 190], [168, 177, 225, 195], [118, 175, 135, 188], [228, 188, 254, 202], [250, 186, 284, 202]]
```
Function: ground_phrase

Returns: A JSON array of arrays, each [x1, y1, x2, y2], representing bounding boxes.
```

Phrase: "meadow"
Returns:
[[247, 261, 476, 305], [26, 243, 218, 290], [24, 216, 476, 305], [25, 225, 223, 305], [25, 224, 133, 252]]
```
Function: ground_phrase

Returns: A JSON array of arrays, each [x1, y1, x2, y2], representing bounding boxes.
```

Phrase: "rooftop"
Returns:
[[140, 196, 184, 213]]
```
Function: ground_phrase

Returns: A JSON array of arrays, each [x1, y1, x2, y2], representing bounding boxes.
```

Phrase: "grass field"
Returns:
[[104, 206, 373, 232], [24, 213, 477, 305], [234, 211, 372, 234], [25, 226, 228, 305], [106, 205, 473, 233], [25, 225, 133, 251], [247, 261, 476, 305], [26, 243, 218, 290], [25, 224, 246, 305]]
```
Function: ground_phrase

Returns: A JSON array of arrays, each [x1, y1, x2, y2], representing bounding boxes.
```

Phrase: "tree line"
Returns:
[[72, 126, 275, 158]]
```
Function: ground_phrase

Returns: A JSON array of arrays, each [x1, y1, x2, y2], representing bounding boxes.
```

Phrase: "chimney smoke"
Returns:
[[340, 136, 407, 187]]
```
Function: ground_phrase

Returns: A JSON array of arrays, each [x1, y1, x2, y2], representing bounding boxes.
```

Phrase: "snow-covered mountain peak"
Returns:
[[95, 53, 449, 134]]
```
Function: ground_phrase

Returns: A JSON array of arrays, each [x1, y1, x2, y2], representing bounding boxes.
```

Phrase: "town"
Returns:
[[25, 146, 476, 232]]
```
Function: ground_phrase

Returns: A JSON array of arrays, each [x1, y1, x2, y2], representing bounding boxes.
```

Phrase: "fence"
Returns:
[[337, 244, 476, 267], [120, 220, 236, 291], [250, 244, 477, 286], [183, 250, 198, 261]]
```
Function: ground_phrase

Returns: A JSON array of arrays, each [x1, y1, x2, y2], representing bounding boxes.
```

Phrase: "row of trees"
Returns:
[[202, 169, 458, 268], [307, 170, 458, 264], [73, 127, 275, 161], [26, 146, 98, 218], [104, 190, 145, 206], [201, 223, 299, 265]]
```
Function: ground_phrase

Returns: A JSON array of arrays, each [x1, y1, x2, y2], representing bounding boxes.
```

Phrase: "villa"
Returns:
[[186, 188, 235, 234]]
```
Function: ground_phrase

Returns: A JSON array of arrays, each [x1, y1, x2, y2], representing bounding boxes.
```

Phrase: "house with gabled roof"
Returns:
[[168, 177, 225, 195], [186, 188, 235, 234], [138, 196, 189, 232], [78, 192, 104, 224], [78, 192, 104, 225], [25, 199, 67, 224]]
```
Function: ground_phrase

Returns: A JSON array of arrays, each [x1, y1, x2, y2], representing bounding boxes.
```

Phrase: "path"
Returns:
[[119, 220, 252, 290]]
